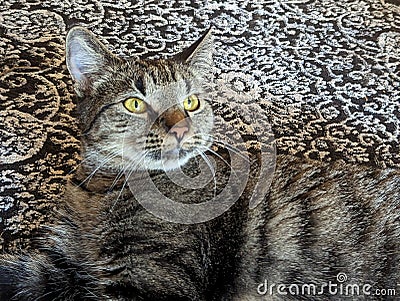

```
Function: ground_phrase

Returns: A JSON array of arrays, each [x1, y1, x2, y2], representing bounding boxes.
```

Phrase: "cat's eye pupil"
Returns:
[[123, 97, 146, 114], [183, 95, 199, 112]]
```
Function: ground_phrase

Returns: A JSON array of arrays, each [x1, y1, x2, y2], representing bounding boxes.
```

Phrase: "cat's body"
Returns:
[[0, 27, 399, 301], [1, 155, 399, 300]]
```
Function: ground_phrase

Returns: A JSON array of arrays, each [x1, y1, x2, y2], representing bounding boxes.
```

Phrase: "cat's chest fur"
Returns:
[[57, 158, 246, 300]]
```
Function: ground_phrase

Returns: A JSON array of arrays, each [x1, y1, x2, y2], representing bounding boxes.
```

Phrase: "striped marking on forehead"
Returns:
[[133, 59, 193, 97], [134, 76, 145, 95], [138, 59, 182, 85]]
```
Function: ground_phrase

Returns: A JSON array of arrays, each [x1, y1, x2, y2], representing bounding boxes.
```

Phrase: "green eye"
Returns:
[[124, 97, 147, 114], [183, 95, 200, 112]]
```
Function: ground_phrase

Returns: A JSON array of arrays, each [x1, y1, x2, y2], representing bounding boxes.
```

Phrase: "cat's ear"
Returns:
[[175, 28, 214, 76], [66, 27, 118, 96]]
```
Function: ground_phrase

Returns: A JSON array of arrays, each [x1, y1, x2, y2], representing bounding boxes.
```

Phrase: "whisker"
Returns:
[[200, 146, 240, 179], [109, 132, 127, 191], [68, 143, 124, 176], [78, 150, 121, 187], [190, 132, 250, 164], [111, 151, 149, 211], [67, 152, 98, 175], [197, 150, 217, 199], [108, 168, 125, 191], [197, 150, 216, 177], [212, 140, 250, 163]]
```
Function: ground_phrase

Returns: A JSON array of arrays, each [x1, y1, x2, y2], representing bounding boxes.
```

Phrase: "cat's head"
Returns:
[[65, 27, 214, 172]]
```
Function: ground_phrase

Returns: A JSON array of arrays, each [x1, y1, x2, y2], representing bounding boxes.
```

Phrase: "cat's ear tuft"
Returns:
[[66, 27, 117, 95], [176, 28, 214, 76]]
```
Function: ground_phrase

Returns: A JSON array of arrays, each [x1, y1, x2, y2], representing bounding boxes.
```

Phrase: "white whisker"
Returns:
[[190, 132, 250, 165], [197, 150, 217, 199], [67, 152, 99, 175], [109, 132, 127, 191], [110, 151, 149, 211], [78, 150, 121, 187], [199, 146, 240, 179], [203, 134, 250, 163]]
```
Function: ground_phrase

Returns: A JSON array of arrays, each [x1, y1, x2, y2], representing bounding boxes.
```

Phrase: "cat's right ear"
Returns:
[[66, 27, 118, 96], [175, 28, 214, 78]]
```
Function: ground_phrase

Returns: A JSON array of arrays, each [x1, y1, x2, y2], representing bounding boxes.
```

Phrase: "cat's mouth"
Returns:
[[144, 147, 192, 170], [142, 132, 213, 171], [147, 148, 188, 160], [119, 134, 212, 172], [140, 132, 211, 171]]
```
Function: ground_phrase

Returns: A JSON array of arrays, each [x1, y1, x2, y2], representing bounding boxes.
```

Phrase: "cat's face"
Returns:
[[66, 27, 214, 171]]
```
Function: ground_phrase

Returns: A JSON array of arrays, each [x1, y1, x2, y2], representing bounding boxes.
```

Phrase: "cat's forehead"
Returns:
[[128, 58, 195, 109], [144, 80, 191, 112], [131, 58, 188, 83]]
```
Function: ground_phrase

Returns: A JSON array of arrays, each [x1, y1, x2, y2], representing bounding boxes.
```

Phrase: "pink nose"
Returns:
[[170, 126, 189, 141]]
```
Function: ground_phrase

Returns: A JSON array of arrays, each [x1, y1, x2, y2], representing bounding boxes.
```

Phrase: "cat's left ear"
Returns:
[[175, 28, 214, 77], [66, 27, 119, 96]]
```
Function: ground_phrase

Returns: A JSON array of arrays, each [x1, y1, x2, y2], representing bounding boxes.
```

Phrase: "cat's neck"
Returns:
[[70, 164, 126, 193], [70, 162, 153, 194]]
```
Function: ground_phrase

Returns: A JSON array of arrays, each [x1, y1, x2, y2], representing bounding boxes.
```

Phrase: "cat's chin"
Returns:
[[130, 149, 195, 171], [145, 150, 193, 172]]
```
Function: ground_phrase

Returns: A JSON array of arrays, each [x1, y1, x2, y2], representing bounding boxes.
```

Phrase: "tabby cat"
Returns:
[[0, 27, 399, 301]]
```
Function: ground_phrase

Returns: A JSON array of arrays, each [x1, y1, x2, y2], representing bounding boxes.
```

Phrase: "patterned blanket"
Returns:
[[1, 0, 399, 251]]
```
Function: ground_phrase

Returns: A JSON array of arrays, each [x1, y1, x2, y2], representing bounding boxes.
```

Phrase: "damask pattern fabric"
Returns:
[[0, 0, 399, 250]]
